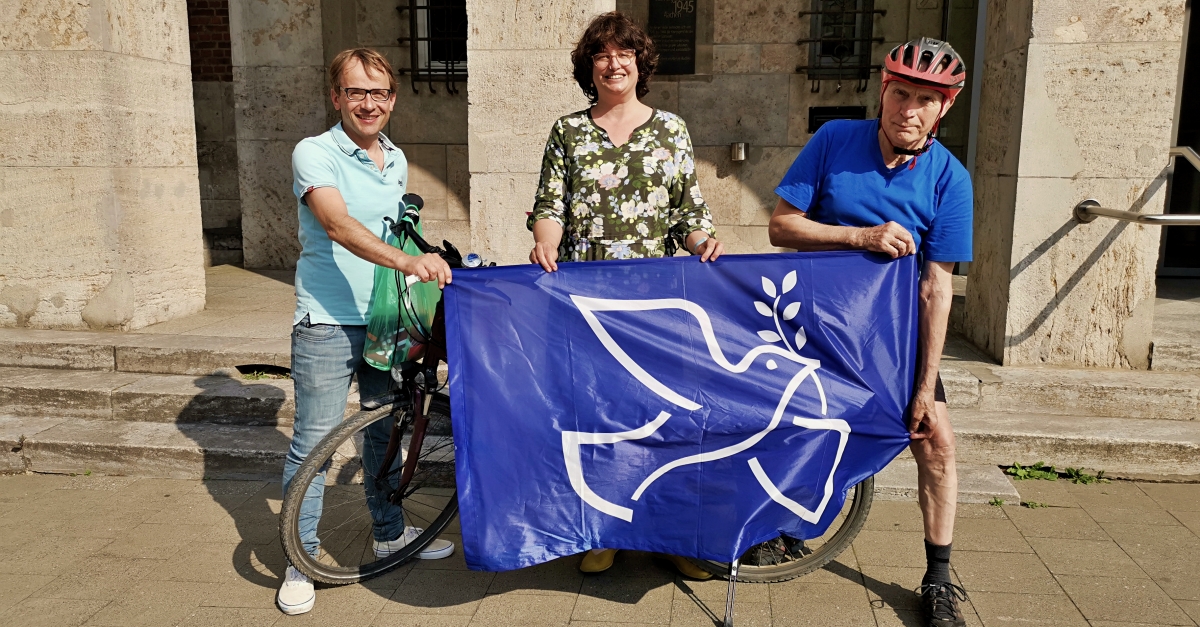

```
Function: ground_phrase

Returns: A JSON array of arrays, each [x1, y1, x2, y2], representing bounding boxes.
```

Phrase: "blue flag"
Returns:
[[444, 252, 916, 571]]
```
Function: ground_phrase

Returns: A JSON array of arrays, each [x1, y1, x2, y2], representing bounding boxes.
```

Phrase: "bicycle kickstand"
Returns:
[[723, 558, 740, 627]]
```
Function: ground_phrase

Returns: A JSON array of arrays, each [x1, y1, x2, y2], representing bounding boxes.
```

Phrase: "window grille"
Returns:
[[397, 0, 467, 94], [797, 0, 885, 93]]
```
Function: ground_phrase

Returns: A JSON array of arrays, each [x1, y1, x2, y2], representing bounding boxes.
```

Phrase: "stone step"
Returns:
[[953, 410, 1200, 479], [1150, 280, 1200, 372], [1151, 338, 1200, 373], [6, 327, 1198, 420], [940, 362, 1200, 421], [1, 415, 290, 480], [2, 414, 1016, 505], [0, 366, 295, 426], [0, 328, 289, 375], [873, 458, 1020, 504], [0, 416, 451, 483], [6, 412, 1190, 500]]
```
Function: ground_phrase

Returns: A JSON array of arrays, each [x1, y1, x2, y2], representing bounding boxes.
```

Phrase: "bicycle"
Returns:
[[279, 196, 874, 585], [687, 476, 874, 583], [279, 195, 472, 584]]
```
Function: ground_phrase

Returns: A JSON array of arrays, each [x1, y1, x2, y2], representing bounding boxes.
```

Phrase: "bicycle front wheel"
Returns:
[[280, 393, 458, 584], [686, 476, 874, 583]]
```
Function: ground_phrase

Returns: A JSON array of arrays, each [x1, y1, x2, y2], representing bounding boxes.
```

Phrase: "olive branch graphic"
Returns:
[[754, 270, 806, 355]]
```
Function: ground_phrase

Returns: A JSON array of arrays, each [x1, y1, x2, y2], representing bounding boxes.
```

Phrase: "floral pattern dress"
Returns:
[[528, 109, 717, 261]]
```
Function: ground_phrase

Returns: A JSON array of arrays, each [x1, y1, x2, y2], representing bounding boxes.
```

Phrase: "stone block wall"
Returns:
[[466, 0, 616, 265], [188, 0, 243, 266], [230, 0, 327, 269], [612, 0, 946, 255], [0, 0, 206, 330], [324, 0, 472, 255], [963, 0, 1185, 368], [460, 0, 946, 264], [227, 0, 472, 268], [219, 0, 956, 268]]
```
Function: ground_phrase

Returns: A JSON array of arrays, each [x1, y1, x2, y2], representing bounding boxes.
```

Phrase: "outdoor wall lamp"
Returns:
[[730, 142, 747, 162]]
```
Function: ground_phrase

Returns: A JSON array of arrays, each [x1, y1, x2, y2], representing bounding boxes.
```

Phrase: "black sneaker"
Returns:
[[918, 581, 968, 627], [742, 536, 810, 566]]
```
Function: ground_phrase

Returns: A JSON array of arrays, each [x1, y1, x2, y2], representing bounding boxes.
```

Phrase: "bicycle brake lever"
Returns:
[[440, 240, 464, 268]]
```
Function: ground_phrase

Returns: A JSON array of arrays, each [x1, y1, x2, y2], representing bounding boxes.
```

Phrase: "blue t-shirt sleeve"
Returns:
[[923, 163, 974, 262], [774, 123, 832, 212], [292, 139, 338, 206]]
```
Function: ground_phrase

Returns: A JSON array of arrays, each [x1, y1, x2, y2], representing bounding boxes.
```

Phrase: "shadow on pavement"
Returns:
[[826, 559, 924, 625], [174, 374, 291, 591], [177, 371, 671, 613]]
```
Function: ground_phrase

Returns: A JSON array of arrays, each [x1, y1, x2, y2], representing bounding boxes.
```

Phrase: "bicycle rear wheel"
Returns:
[[686, 476, 874, 583], [280, 393, 458, 584]]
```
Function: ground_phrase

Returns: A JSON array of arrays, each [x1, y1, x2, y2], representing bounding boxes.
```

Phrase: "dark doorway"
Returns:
[[1163, 2, 1200, 275], [186, 0, 243, 267], [937, 0, 980, 167]]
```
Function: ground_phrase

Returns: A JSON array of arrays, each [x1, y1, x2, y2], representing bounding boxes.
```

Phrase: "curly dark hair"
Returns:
[[571, 12, 659, 105]]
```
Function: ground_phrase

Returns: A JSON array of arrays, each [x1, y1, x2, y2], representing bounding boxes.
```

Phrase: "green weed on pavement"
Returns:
[[1006, 462, 1058, 481]]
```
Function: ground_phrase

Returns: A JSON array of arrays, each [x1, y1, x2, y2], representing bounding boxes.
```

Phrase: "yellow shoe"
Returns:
[[663, 554, 713, 580], [579, 549, 617, 573]]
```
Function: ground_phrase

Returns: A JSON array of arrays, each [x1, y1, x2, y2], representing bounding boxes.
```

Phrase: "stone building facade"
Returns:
[[0, 0, 207, 331], [206, 0, 952, 268], [0, 0, 1191, 374]]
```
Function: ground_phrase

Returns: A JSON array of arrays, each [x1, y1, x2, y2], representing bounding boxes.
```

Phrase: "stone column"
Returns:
[[0, 0, 206, 330], [229, 0, 327, 268], [962, 0, 1185, 368], [465, 1, 615, 265]]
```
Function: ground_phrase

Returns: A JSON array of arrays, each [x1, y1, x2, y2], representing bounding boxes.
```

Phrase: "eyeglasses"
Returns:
[[339, 87, 394, 102], [592, 50, 636, 68]]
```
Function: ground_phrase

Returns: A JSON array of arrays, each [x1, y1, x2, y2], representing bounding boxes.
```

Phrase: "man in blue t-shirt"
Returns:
[[770, 39, 973, 627]]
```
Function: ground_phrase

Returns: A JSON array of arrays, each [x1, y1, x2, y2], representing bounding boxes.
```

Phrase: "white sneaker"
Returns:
[[373, 526, 455, 560], [276, 565, 315, 615]]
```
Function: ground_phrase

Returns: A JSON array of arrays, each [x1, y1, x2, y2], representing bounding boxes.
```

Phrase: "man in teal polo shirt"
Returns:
[[277, 48, 454, 616]]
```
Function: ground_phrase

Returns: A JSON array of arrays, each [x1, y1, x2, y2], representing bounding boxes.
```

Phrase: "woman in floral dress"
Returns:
[[526, 11, 721, 579], [527, 12, 723, 270]]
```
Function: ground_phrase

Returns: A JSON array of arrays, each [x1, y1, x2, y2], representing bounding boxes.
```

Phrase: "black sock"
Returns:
[[922, 540, 952, 586]]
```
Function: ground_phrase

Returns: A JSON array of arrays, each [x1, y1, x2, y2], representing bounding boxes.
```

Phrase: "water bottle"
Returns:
[[463, 253, 483, 268]]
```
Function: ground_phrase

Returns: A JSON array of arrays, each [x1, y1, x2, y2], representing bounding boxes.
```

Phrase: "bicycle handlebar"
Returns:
[[384, 194, 467, 268]]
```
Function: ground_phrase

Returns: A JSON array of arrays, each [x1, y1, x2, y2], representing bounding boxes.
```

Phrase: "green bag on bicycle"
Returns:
[[363, 208, 442, 370]]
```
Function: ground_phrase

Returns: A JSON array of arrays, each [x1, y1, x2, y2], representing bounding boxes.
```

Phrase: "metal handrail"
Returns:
[[1170, 146, 1200, 171], [1073, 146, 1200, 225], [1073, 200, 1200, 225]]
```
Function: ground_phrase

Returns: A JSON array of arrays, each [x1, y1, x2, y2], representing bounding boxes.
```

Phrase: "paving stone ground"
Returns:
[[1, 473, 1197, 626]]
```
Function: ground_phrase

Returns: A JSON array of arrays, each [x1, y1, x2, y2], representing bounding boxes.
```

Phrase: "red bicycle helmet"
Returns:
[[882, 37, 966, 101], [879, 38, 967, 165]]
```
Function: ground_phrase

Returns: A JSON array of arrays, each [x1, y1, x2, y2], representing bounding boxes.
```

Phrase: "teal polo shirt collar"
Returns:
[[329, 122, 399, 173]]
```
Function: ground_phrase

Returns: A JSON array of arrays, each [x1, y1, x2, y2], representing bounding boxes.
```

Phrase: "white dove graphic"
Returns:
[[561, 270, 851, 523]]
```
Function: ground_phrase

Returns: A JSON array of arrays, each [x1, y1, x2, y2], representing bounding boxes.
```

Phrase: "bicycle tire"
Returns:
[[686, 476, 874, 583], [280, 394, 459, 585]]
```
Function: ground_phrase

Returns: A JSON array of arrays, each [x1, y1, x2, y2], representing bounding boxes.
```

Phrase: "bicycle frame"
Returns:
[[373, 198, 465, 507]]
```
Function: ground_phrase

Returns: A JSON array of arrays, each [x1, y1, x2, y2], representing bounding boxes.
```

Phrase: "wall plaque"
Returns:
[[648, 0, 697, 75]]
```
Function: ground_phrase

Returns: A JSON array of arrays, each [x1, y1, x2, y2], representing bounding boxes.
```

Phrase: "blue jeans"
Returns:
[[284, 316, 406, 557]]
